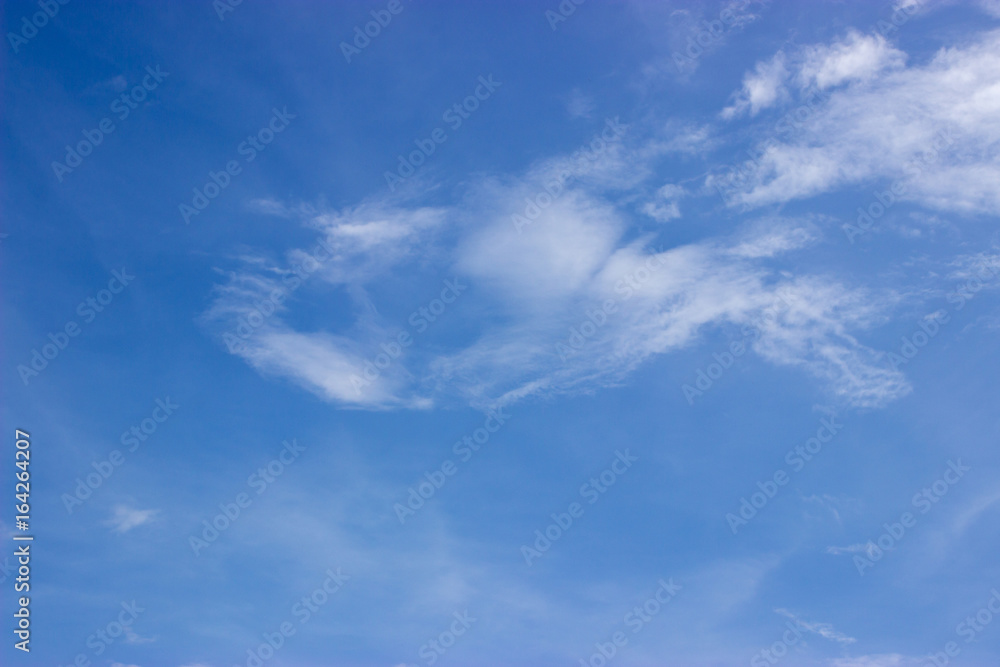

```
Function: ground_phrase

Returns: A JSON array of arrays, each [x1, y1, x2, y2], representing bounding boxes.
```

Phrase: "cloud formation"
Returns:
[[106, 506, 159, 533], [201, 29, 1000, 414], [712, 29, 1000, 214]]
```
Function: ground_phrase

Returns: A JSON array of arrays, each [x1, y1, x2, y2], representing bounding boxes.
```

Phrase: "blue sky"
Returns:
[[3, 0, 1000, 665]]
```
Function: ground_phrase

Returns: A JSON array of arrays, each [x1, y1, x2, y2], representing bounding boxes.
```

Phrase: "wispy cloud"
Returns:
[[826, 542, 879, 557], [775, 608, 856, 644], [566, 88, 596, 119], [722, 51, 790, 119], [711, 29, 1000, 214], [642, 184, 686, 222], [106, 506, 159, 533], [796, 30, 906, 90], [205, 115, 911, 411], [198, 30, 1000, 414], [722, 30, 905, 120]]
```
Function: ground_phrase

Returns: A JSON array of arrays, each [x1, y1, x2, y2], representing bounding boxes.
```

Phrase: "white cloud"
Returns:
[[247, 197, 293, 217], [642, 199, 680, 222], [106, 506, 158, 533], [566, 88, 596, 119], [656, 183, 686, 199], [713, 29, 1000, 214], [210, 202, 907, 411], [436, 217, 908, 410], [826, 542, 879, 557], [212, 205, 906, 410], [947, 251, 1000, 282], [642, 184, 686, 222], [457, 193, 624, 307], [722, 52, 789, 119], [722, 31, 905, 120], [977, 0, 1000, 16], [125, 624, 156, 644], [108, 75, 128, 92], [775, 608, 856, 644], [952, 488, 1000, 535], [206, 104, 918, 412], [657, 0, 768, 77], [307, 202, 448, 285], [653, 122, 717, 155], [802, 493, 862, 524], [797, 31, 906, 90], [239, 329, 431, 410]]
